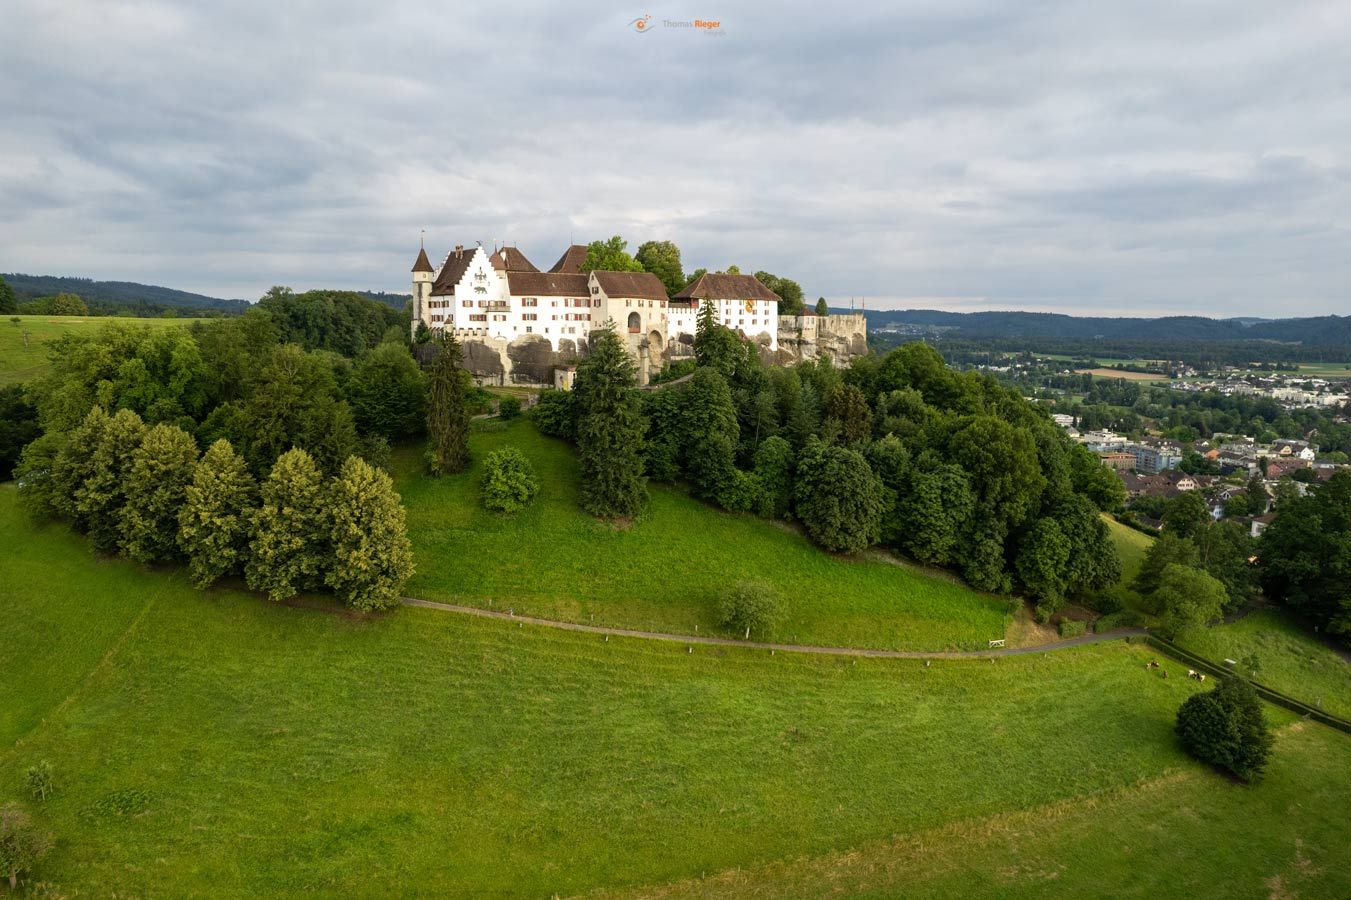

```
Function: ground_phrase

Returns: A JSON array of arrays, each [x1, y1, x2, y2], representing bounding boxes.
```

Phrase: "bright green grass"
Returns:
[[608, 720, 1351, 899], [1177, 609, 1351, 720], [1102, 515, 1152, 611], [6, 486, 1348, 897], [396, 419, 1009, 651], [0, 314, 207, 384]]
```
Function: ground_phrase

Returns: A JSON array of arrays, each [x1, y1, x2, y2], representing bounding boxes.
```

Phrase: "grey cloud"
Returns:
[[0, 0, 1348, 314]]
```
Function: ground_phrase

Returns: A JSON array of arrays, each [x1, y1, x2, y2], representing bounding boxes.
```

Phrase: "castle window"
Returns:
[[526, 326, 533, 333], [522, 298, 538, 307]]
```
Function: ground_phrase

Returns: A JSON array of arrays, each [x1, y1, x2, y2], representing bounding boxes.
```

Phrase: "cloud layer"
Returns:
[[1, 0, 1348, 315]]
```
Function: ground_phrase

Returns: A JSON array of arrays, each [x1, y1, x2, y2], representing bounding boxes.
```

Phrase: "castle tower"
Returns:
[[411, 242, 435, 337]]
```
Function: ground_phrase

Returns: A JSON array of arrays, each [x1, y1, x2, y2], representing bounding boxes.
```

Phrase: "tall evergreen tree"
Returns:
[[574, 323, 647, 519], [425, 333, 471, 474], [326, 455, 415, 611], [682, 367, 739, 501], [178, 438, 257, 588], [119, 423, 199, 563], [694, 299, 740, 378], [246, 447, 328, 601]]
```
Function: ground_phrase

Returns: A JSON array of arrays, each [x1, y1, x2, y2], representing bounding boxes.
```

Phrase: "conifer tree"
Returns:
[[694, 299, 740, 378], [326, 455, 415, 611], [58, 407, 146, 552], [681, 367, 739, 501], [179, 439, 257, 588], [119, 423, 199, 563], [574, 323, 647, 519], [426, 333, 471, 474], [246, 447, 328, 601]]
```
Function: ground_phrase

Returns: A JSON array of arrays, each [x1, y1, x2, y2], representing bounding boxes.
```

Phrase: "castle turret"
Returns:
[[411, 244, 434, 336]]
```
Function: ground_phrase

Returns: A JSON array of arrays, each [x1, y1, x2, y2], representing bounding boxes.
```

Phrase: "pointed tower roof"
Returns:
[[412, 246, 434, 273]]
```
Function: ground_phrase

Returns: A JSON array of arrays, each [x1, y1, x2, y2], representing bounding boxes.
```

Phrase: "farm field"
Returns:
[[0, 314, 209, 384], [1176, 609, 1351, 721], [1295, 361, 1351, 379], [1074, 367, 1167, 383], [396, 419, 1010, 652], [3, 485, 1349, 897]]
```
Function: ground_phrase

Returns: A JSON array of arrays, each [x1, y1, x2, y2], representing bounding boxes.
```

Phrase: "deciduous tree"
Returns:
[[246, 447, 328, 601], [1153, 563, 1227, 639], [480, 446, 540, 513], [1176, 677, 1272, 782], [326, 455, 414, 611], [793, 437, 883, 553], [119, 423, 200, 563], [636, 240, 686, 296], [178, 438, 257, 588], [581, 235, 644, 273], [349, 342, 425, 439]]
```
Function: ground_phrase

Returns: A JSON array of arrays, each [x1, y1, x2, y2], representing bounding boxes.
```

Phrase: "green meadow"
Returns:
[[0, 314, 208, 384], [4, 486, 1349, 897], [1176, 608, 1351, 721], [396, 418, 1010, 652]]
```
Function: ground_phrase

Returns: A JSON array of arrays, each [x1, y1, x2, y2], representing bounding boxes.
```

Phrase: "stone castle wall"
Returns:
[[442, 313, 867, 386]]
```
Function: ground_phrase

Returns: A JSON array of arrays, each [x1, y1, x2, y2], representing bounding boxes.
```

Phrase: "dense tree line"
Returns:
[[7, 290, 427, 608], [19, 407, 412, 609], [536, 312, 1121, 616], [1257, 470, 1351, 636]]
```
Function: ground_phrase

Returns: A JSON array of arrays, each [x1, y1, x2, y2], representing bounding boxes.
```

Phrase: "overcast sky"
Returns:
[[2, 1, 1348, 316]]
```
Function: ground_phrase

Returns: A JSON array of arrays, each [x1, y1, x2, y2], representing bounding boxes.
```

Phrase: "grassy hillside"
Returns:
[[1101, 514, 1153, 611], [396, 419, 1010, 651], [3, 486, 1348, 897], [0, 315, 208, 385], [1177, 609, 1351, 720]]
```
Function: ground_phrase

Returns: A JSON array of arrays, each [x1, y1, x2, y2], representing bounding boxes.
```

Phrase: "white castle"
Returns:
[[410, 240, 866, 385]]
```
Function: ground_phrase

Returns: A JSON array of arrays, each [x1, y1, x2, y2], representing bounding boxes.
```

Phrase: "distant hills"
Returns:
[[3, 273, 251, 313], [848, 308, 1351, 348], [2, 274, 411, 314]]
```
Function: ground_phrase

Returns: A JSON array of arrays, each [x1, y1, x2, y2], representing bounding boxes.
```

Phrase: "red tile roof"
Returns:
[[674, 272, 780, 302], [593, 270, 669, 301], [505, 271, 590, 297]]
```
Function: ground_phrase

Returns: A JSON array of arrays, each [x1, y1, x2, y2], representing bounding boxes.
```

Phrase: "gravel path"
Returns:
[[401, 597, 1147, 659]]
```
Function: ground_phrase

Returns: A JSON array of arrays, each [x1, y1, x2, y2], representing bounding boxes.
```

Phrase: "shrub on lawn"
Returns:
[[25, 763, 53, 802], [1058, 619, 1087, 638], [1176, 677, 1273, 782], [530, 389, 577, 440], [480, 447, 540, 514], [0, 803, 53, 891], [717, 581, 784, 639], [1093, 610, 1141, 633], [497, 397, 522, 420]]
